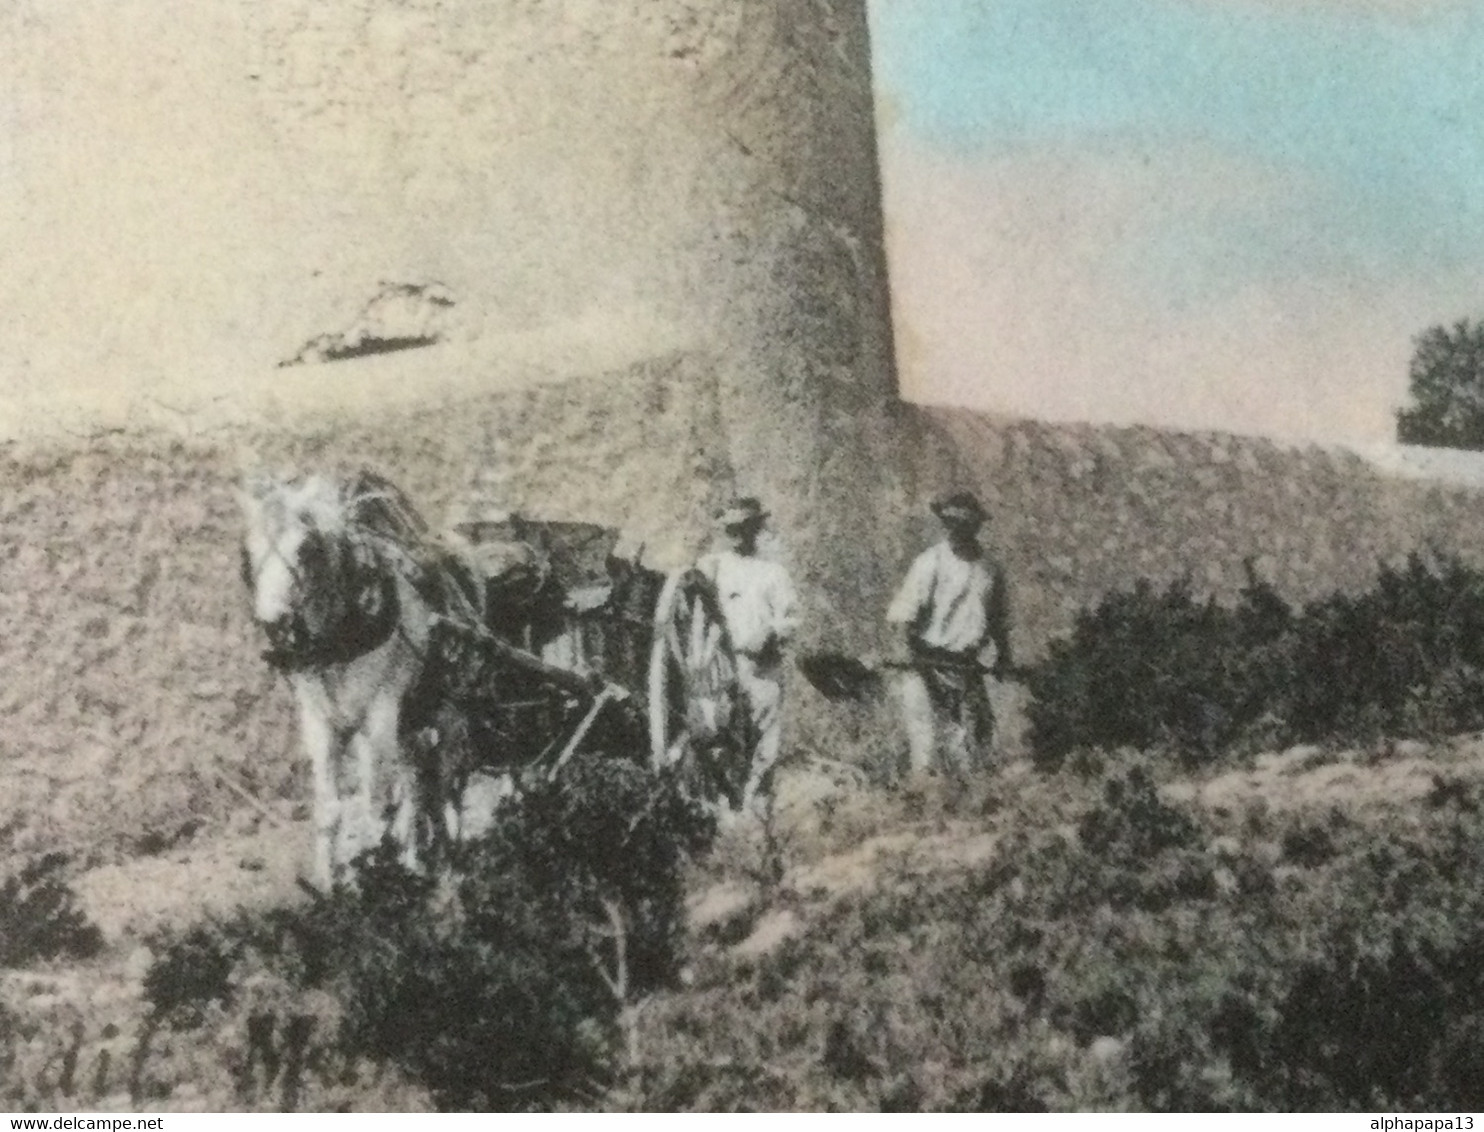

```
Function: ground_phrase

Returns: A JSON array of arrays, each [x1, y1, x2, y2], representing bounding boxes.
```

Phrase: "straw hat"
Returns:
[[930, 490, 987, 525], [717, 496, 768, 530]]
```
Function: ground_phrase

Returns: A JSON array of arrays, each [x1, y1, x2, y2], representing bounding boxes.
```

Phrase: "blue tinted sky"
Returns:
[[870, 0, 1484, 442]]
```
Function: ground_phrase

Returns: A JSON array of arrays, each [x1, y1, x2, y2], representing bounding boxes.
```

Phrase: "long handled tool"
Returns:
[[797, 651, 1010, 704]]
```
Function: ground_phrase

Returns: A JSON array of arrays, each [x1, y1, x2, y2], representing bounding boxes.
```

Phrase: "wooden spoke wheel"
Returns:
[[647, 568, 751, 808]]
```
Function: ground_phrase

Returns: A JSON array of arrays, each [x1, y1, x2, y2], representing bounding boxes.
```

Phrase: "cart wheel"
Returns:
[[648, 568, 749, 807]]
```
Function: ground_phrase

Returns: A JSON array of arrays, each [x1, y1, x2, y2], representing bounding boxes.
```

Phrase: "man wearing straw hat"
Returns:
[[695, 496, 800, 809], [886, 490, 1009, 778]]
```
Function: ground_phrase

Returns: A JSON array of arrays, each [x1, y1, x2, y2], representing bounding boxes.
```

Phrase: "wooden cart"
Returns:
[[426, 515, 754, 808]]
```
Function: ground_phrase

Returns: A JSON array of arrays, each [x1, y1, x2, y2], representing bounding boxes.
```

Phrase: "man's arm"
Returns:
[[742, 565, 798, 665], [771, 566, 801, 646], [886, 552, 932, 633]]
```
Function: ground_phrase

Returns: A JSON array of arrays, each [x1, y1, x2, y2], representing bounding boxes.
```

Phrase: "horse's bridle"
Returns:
[[242, 524, 402, 673]]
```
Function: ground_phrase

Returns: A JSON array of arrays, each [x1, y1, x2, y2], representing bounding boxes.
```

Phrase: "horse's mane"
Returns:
[[341, 470, 485, 628], [248, 468, 487, 630], [343, 470, 429, 546]]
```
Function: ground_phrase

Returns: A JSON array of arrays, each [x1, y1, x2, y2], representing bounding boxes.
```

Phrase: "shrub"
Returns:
[[1210, 802, 1484, 1111], [0, 853, 103, 968], [630, 768, 1484, 1112], [1058, 784, 1484, 1112], [141, 924, 238, 1026], [142, 757, 714, 1111], [1026, 555, 1484, 765], [1283, 555, 1484, 743], [454, 756, 717, 999], [1077, 766, 1202, 861]]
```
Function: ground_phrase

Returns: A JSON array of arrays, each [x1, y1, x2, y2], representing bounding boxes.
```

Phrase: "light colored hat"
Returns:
[[931, 490, 987, 524], [717, 496, 768, 529]]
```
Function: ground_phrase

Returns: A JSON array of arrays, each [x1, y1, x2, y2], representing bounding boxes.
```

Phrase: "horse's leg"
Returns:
[[420, 754, 450, 871], [430, 721, 466, 868], [363, 687, 419, 871], [293, 682, 340, 889], [327, 726, 367, 883], [406, 726, 448, 871]]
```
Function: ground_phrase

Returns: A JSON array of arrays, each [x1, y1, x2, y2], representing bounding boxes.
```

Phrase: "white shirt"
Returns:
[[696, 550, 800, 657], [887, 541, 1000, 656]]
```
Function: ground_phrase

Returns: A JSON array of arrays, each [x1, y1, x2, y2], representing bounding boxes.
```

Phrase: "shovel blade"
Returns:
[[797, 652, 887, 703]]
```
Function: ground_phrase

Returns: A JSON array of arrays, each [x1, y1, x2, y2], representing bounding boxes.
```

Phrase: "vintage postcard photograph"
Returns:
[[3, 0, 1484, 1116]]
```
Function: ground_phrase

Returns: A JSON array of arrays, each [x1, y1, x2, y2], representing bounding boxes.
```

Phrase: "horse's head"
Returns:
[[238, 473, 386, 669]]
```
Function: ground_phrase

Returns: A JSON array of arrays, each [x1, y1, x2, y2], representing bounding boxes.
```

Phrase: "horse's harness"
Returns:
[[243, 524, 403, 674]]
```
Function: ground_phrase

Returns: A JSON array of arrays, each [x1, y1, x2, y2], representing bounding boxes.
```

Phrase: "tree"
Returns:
[[1396, 319, 1484, 449]]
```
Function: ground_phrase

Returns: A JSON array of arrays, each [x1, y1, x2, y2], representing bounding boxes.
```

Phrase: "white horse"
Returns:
[[238, 470, 484, 887]]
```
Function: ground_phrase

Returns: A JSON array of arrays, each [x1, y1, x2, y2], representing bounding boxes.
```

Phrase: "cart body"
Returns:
[[428, 516, 752, 805]]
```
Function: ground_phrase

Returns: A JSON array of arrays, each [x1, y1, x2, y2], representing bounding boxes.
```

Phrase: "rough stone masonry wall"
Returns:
[[13, 375, 1484, 857], [0, 356, 734, 861], [902, 410, 1484, 666]]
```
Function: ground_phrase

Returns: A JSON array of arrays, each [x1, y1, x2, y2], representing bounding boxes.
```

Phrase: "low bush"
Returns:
[[142, 757, 714, 1111], [629, 766, 1484, 1112], [1026, 555, 1484, 765], [0, 853, 103, 968]]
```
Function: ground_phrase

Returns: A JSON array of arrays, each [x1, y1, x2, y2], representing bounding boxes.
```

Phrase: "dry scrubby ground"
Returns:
[[7, 732, 1484, 1112]]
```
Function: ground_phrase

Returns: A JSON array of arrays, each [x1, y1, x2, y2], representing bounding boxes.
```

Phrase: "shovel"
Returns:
[[798, 651, 1006, 704]]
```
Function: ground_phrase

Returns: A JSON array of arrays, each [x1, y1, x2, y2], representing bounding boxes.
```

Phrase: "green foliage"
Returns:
[[140, 924, 238, 1026], [1026, 568, 1291, 764], [142, 758, 714, 1111], [1026, 555, 1484, 764], [1397, 318, 1484, 449], [632, 769, 1484, 1112], [0, 853, 103, 968], [1199, 789, 1484, 1111], [456, 756, 717, 997], [319, 851, 614, 1111], [1077, 766, 1201, 860], [1284, 555, 1484, 742]]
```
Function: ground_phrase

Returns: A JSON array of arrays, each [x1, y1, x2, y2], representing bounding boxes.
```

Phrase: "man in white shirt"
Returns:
[[886, 491, 1009, 777], [695, 497, 800, 809]]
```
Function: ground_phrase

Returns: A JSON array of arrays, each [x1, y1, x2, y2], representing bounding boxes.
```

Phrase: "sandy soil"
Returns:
[[73, 822, 312, 944], [1164, 734, 1484, 815]]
